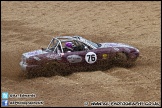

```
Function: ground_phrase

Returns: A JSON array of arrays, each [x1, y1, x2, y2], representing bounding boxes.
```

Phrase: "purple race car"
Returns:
[[20, 36, 139, 77]]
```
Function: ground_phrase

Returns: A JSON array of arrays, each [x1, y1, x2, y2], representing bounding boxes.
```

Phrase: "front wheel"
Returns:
[[113, 52, 134, 67]]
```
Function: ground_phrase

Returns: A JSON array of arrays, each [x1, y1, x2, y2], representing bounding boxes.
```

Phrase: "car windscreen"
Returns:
[[81, 38, 99, 48]]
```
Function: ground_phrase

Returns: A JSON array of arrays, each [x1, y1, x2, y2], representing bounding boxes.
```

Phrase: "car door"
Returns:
[[60, 46, 114, 72], [61, 50, 86, 66], [61, 49, 101, 69]]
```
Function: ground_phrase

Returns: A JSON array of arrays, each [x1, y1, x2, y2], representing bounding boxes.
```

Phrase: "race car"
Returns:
[[20, 36, 139, 77]]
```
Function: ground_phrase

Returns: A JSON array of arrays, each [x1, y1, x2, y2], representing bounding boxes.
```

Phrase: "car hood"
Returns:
[[100, 42, 139, 51], [22, 49, 48, 58]]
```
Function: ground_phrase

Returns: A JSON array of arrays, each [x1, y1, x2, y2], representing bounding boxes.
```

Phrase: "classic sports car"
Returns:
[[20, 36, 139, 77]]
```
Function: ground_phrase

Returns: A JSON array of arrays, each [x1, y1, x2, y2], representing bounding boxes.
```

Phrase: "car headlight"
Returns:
[[21, 56, 26, 64]]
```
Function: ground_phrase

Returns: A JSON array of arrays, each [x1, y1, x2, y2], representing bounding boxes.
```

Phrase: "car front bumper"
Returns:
[[19, 61, 27, 71]]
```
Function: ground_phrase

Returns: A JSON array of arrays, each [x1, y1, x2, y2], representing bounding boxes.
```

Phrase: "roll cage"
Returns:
[[46, 36, 98, 54]]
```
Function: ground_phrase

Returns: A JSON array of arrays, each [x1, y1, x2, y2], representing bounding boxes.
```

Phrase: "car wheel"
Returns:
[[115, 52, 127, 61], [114, 52, 129, 67]]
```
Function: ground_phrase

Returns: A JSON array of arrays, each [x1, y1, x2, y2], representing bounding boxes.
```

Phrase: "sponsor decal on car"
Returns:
[[23, 50, 47, 58], [67, 55, 82, 63], [85, 52, 97, 64], [59, 53, 64, 57], [114, 47, 119, 51], [46, 54, 56, 59], [33, 57, 41, 61], [102, 54, 108, 59]]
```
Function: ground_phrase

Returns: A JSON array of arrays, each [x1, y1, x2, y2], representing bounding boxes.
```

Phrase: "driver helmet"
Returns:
[[65, 42, 73, 49]]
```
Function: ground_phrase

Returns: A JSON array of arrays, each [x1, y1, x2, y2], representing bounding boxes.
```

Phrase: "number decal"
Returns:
[[85, 52, 97, 64]]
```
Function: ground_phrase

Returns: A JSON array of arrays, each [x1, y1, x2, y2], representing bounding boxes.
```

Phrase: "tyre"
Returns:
[[113, 52, 130, 67], [115, 52, 127, 62]]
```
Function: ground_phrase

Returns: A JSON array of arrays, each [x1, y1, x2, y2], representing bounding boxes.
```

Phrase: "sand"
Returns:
[[1, 1, 161, 107]]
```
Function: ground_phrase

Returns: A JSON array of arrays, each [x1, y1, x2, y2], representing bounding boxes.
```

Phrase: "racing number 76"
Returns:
[[87, 54, 96, 62]]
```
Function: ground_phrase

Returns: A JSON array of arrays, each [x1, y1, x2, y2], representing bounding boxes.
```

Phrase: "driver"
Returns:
[[65, 42, 74, 52]]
